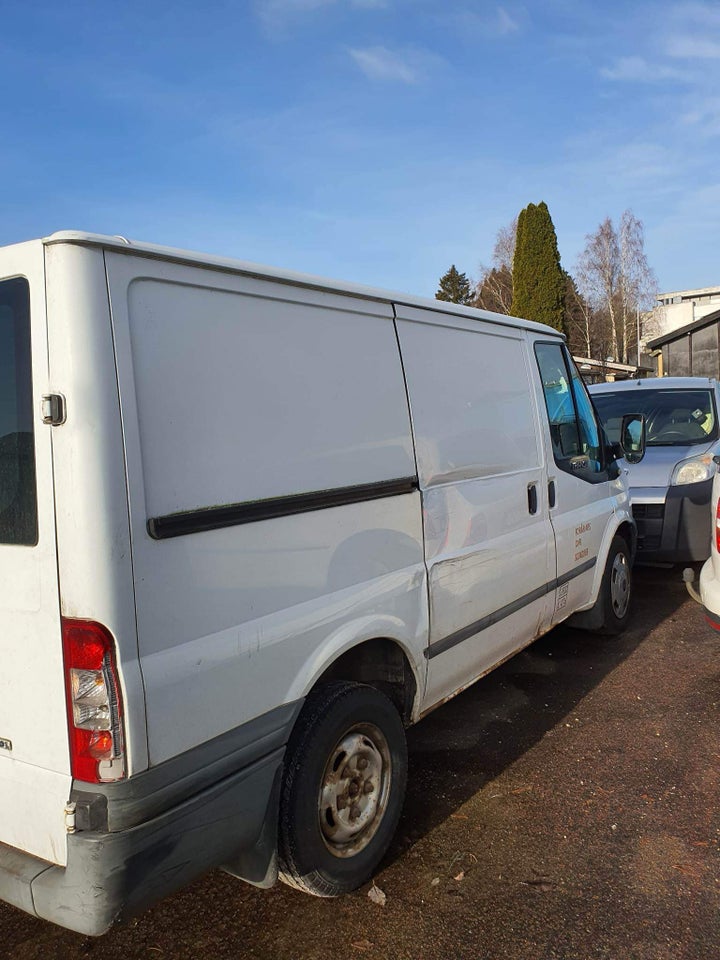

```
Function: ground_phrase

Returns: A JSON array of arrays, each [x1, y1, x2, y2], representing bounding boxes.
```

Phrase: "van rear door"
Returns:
[[0, 241, 70, 865]]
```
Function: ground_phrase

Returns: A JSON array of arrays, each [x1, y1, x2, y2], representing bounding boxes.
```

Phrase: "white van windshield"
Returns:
[[0, 278, 37, 545], [593, 388, 717, 447]]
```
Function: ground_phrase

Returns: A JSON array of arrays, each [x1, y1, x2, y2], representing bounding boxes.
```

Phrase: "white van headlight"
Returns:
[[670, 454, 715, 486]]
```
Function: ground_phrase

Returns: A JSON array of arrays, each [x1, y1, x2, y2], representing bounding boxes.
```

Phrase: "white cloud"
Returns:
[[680, 95, 720, 135], [256, 0, 334, 22], [600, 56, 684, 82], [496, 6, 520, 35], [666, 35, 720, 58], [349, 46, 432, 83], [669, 2, 720, 29], [452, 5, 523, 39], [561, 128, 685, 199], [254, 0, 387, 28]]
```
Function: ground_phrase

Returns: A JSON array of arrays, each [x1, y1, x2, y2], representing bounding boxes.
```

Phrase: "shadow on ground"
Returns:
[[392, 566, 689, 863]]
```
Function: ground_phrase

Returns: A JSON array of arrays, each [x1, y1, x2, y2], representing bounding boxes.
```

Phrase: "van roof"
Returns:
[[40, 230, 562, 339]]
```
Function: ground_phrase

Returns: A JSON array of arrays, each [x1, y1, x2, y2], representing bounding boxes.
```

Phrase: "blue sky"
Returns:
[[1, 0, 718, 297]]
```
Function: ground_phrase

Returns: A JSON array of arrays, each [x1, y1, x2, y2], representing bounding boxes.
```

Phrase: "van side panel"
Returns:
[[395, 309, 556, 709], [45, 243, 148, 774], [105, 253, 427, 765], [125, 278, 416, 515]]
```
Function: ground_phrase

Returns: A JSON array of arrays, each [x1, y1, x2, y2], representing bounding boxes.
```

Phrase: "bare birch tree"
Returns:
[[576, 212, 657, 364], [474, 217, 517, 314], [564, 271, 594, 357], [618, 210, 657, 363], [576, 217, 621, 361], [492, 217, 517, 271]]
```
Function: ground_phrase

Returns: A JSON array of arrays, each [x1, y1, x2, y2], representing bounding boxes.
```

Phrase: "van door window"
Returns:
[[535, 342, 606, 483], [0, 278, 37, 545]]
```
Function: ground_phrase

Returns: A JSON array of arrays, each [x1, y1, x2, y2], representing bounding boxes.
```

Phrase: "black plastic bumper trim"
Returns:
[[72, 700, 303, 833], [29, 748, 283, 936]]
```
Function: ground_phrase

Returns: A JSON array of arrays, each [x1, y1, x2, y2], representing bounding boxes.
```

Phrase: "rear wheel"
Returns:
[[278, 681, 407, 896]]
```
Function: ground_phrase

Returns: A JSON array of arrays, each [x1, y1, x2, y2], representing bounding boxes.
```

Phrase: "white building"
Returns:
[[656, 285, 720, 334]]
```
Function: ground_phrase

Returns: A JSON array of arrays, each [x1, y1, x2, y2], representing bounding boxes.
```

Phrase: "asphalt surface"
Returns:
[[3, 566, 719, 960]]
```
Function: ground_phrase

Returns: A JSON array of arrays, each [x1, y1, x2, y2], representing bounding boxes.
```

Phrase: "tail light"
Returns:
[[61, 618, 125, 783], [716, 498, 720, 554]]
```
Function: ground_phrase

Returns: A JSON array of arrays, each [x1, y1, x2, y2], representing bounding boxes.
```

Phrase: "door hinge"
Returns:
[[42, 393, 66, 426]]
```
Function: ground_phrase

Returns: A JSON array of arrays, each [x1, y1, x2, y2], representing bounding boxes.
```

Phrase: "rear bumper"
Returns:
[[632, 479, 712, 563], [0, 700, 301, 936], [0, 748, 283, 936]]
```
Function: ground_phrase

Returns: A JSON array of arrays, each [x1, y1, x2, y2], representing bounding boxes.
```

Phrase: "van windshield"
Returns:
[[0, 278, 37, 545], [592, 388, 718, 448]]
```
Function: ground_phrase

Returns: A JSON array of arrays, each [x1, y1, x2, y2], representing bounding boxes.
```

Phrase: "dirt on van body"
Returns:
[[4, 566, 719, 960]]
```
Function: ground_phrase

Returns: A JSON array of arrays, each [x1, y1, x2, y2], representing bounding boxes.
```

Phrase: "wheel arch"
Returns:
[[615, 518, 637, 562], [287, 629, 423, 726], [312, 638, 418, 724]]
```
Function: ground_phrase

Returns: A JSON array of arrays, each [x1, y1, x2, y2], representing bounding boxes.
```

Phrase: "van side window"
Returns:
[[0, 278, 37, 545], [535, 342, 605, 483]]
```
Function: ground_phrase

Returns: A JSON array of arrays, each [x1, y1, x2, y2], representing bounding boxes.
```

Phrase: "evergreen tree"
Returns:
[[510, 202, 566, 333], [436, 265, 473, 305]]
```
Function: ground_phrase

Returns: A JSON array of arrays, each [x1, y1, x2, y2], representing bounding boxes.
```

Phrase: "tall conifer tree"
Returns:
[[510, 202, 565, 332]]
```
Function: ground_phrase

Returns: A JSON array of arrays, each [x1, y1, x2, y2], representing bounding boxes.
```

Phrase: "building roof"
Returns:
[[657, 285, 720, 300], [574, 356, 637, 374], [647, 308, 720, 349]]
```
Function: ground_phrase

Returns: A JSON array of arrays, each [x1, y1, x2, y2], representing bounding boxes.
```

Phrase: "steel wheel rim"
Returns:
[[610, 551, 630, 618], [318, 722, 392, 858]]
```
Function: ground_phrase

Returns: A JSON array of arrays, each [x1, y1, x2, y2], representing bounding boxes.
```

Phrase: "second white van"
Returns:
[[0, 232, 643, 934]]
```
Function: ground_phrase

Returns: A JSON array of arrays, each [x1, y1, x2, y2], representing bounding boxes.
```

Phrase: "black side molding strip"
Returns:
[[425, 557, 597, 660], [556, 557, 596, 588], [148, 476, 420, 540]]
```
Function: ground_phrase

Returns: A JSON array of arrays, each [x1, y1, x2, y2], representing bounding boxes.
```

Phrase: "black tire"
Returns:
[[278, 681, 407, 897], [595, 534, 632, 635]]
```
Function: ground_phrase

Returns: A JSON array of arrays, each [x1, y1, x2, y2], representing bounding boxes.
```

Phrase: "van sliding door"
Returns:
[[395, 309, 556, 709]]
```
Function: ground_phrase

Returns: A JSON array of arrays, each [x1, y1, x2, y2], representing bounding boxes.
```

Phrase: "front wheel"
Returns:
[[278, 681, 407, 897], [596, 534, 632, 635]]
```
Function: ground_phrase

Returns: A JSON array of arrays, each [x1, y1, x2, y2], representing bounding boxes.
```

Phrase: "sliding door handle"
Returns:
[[527, 482, 538, 515], [548, 479, 556, 509]]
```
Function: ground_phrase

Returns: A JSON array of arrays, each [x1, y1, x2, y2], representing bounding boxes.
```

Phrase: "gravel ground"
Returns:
[[3, 566, 719, 960]]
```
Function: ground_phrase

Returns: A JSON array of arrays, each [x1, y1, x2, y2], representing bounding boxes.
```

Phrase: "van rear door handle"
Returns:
[[527, 483, 538, 515], [548, 479, 556, 509]]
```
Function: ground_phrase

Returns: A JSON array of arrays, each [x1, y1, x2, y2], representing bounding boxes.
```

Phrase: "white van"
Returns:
[[0, 232, 643, 935]]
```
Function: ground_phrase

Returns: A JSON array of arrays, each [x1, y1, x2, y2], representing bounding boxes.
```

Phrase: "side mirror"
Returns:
[[619, 413, 645, 464]]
